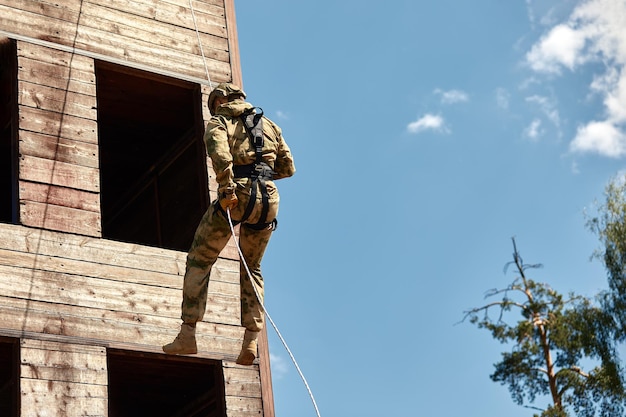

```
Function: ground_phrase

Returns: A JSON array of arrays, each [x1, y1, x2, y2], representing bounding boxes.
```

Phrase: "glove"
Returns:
[[219, 191, 238, 211]]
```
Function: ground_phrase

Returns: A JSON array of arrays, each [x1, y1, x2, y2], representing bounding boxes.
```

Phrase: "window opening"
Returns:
[[96, 62, 208, 251], [0, 337, 19, 417], [107, 349, 226, 417], [0, 38, 18, 224]]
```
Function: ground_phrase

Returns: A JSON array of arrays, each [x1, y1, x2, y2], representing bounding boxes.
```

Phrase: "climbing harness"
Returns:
[[230, 107, 277, 230], [186, 1, 321, 415], [216, 107, 277, 230], [226, 208, 321, 417]]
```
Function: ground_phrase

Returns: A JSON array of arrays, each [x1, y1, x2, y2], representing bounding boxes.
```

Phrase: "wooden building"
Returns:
[[0, 1, 275, 415]]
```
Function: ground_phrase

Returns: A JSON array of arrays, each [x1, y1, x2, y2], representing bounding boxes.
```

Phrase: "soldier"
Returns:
[[163, 83, 296, 365]]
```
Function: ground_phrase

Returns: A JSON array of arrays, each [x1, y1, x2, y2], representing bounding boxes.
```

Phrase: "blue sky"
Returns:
[[233, 1, 626, 416]]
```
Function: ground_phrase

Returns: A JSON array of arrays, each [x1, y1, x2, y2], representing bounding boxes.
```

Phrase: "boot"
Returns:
[[163, 323, 197, 354], [236, 329, 259, 365]]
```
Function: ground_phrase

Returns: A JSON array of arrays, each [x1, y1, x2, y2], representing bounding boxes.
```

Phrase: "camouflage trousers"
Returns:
[[181, 191, 276, 332]]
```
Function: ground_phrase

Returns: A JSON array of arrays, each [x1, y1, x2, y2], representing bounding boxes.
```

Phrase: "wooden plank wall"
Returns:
[[0, 222, 242, 354], [17, 41, 101, 237], [0, 0, 232, 83], [21, 340, 108, 417], [0, 222, 264, 416]]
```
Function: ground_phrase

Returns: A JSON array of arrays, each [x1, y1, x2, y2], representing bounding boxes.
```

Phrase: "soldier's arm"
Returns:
[[269, 122, 295, 180], [204, 117, 235, 194]]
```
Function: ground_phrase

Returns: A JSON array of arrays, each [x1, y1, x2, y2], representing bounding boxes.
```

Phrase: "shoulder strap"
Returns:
[[241, 108, 264, 163], [237, 107, 274, 229]]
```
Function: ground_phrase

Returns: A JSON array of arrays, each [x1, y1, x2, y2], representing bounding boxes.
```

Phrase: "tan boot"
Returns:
[[236, 329, 259, 365], [162, 323, 197, 354]]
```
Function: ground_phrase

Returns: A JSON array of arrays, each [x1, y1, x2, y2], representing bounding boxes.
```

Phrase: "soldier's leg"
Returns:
[[163, 203, 232, 354], [181, 203, 232, 323], [236, 223, 273, 364]]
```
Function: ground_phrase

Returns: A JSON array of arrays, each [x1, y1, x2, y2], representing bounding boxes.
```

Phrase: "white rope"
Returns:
[[226, 209, 322, 417], [188, 0, 212, 88]]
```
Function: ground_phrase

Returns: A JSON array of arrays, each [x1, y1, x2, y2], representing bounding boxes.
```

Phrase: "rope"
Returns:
[[188, 0, 212, 88], [226, 209, 322, 417]]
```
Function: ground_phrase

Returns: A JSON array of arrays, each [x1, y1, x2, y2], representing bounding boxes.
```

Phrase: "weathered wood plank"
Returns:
[[70, 25, 231, 83], [20, 199, 102, 237], [202, 84, 214, 121], [0, 262, 241, 325], [223, 366, 262, 398], [19, 80, 97, 119], [0, 4, 232, 82], [225, 396, 264, 417], [0, 223, 185, 274], [19, 182, 100, 212], [21, 379, 107, 417], [21, 339, 108, 385], [5, 0, 227, 36], [0, 244, 183, 288], [17, 38, 94, 70], [0, 296, 244, 355], [20, 130, 99, 169], [79, 2, 229, 51], [18, 51, 96, 95], [162, 0, 226, 14], [154, 0, 227, 38], [22, 338, 107, 356], [0, 248, 170, 288], [0, 249, 238, 298], [19, 106, 98, 144], [21, 339, 108, 417], [20, 154, 100, 192], [1, 0, 83, 23], [0, 4, 79, 43], [224, 0, 242, 88], [0, 223, 240, 281]]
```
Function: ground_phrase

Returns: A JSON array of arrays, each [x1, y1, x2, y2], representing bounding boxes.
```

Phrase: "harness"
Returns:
[[224, 107, 277, 231]]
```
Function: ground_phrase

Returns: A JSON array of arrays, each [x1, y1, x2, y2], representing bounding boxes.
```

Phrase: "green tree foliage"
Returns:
[[464, 238, 625, 417], [587, 174, 626, 341]]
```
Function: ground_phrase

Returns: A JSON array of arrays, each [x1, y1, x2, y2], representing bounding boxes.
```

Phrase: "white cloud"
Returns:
[[496, 88, 510, 109], [525, 0, 557, 29], [525, 0, 537, 28], [519, 76, 541, 91], [526, 24, 587, 73], [276, 110, 289, 120], [596, 68, 626, 123], [434, 89, 469, 104], [270, 353, 289, 379], [407, 113, 449, 134], [526, 0, 626, 158], [526, 94, 561, 128], [524, 118, 544, 141], [570, 120, 626, 158]]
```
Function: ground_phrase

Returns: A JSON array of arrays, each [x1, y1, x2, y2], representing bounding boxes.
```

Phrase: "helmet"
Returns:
[[208, 83, 246, 114]]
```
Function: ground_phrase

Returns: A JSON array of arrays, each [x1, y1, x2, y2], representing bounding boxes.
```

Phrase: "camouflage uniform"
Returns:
[[181, 97, 295, 333]]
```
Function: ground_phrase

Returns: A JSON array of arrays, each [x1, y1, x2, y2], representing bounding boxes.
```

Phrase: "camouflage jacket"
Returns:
[[204, 99, 296, 195]]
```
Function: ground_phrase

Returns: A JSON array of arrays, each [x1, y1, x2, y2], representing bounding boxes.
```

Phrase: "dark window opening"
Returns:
[[0, 38, 18, 224], [0, 337, 19, 417], [107, 349, 226, 417], [96, 62, 209, 251]]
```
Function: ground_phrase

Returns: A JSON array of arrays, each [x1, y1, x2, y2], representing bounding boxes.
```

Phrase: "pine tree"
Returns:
[[464, 238, 624, 416]]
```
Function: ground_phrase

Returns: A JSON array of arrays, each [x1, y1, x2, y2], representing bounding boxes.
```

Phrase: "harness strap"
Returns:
[[223, 107, 277, 231], [239, 179, 257, 225], [257, 178, 270, 226]]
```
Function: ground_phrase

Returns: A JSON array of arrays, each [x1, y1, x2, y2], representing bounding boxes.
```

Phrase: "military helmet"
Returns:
[[208, 82, 246, 114]]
